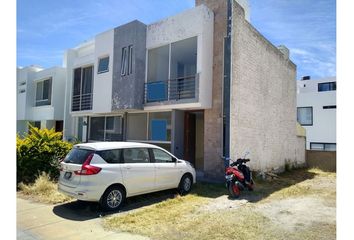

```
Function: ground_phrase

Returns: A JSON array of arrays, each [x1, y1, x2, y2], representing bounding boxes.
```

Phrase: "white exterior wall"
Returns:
[[297, 77, 336, 149], [92, 30, 114, 113], [145, 5, 214, 111]]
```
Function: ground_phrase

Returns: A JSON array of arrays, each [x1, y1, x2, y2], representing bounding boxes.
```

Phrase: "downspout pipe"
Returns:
[[223, 0, 232, 168]]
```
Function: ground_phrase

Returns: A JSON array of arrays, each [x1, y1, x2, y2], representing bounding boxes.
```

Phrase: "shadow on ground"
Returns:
[[53, 168, 317, 221], [53, 189, 178, 221]]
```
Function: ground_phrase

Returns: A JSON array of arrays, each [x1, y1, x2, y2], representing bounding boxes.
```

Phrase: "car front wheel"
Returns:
[[178, 174, 193, 195]]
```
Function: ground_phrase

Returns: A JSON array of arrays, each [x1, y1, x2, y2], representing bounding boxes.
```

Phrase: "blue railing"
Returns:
[[145, 75, 196, 103]]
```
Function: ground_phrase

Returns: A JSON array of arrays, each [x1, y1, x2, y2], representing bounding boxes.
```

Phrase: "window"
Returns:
[[147, 45, 169, 82], [64, 148, 94, 164], [97, 149, 122, 164], [297, 107, 313, 126], [123, 148, 150, 163], [310, 143, 336, 151], [318, 82, 336, 92], [89, 116, 123, 141], [152, 148, 174, 163], [72, 66, 93, 111], [127, 113, 148, 140], [35, 78, 52, 106], [323, 105, 336, 109], [120, 45, 133, 76], [98, 56, 109, 73]]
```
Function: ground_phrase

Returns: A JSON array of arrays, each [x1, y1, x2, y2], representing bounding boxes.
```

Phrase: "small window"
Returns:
[[120, 47, 128, 76], [318, 82, 336, 92], [123, 148, 150, 163], [152, 148, 174, 163], [310, 143, 336, 151], [297, 107, 313, 126], [36, 78, 52, 106], [97, 149, 122, 164], [323, 105, 336, 109], [98, 56, 109, 74], [128, 45, 133, 75], [64, 148, 94, 164]]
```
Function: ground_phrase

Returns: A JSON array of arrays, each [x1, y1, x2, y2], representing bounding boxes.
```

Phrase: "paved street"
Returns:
[[17, 197, 149, 240]]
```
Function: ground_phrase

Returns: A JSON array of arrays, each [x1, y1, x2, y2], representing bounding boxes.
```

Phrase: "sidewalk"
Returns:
[[17, 197, 149, 240]]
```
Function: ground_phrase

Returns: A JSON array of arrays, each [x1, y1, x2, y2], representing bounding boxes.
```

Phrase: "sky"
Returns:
[[17, 0, 336, 79]]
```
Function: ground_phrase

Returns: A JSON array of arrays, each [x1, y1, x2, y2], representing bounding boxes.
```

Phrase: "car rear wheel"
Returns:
[[100, 186, 125, 211], [178, 174, 193, 195]]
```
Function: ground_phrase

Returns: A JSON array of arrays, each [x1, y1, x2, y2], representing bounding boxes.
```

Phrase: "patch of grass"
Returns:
[[104, 168, 336, 240], [18, 172, 73, 204]]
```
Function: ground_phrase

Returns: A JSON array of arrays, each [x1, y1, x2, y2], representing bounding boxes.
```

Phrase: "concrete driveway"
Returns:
[[17, 197, 149, 240]]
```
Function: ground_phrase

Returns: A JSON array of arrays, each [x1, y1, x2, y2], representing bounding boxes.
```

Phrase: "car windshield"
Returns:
[[64, 148, 94, 164]]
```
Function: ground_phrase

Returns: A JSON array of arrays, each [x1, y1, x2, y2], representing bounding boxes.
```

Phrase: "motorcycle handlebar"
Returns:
[[230, 158, 250, 166]]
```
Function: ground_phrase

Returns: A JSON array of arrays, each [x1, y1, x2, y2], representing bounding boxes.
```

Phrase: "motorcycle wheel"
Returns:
[[228, 182, 240, 198]]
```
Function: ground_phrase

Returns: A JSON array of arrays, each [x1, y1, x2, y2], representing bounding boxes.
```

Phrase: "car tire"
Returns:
[[100, 186, 125, 211], [178, 174, 193, 195]]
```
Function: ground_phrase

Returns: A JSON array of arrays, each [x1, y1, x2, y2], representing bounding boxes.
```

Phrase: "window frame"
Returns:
[[297, 106, 313, 126], [35, 78, 52, 107], [97, 56, 110, 74], [122, 148, 151, 164], [318, 82, 336, 92], [150, 147, 176, 163], [310, 142, 336, 151], [72, 65, 94, 111], [88, 116, 123, 141]]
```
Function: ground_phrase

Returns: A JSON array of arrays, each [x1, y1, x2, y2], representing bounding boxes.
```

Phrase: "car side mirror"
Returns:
[[172, 157, 177, 163]]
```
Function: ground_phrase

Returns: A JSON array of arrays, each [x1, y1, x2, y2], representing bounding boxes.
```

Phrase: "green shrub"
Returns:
[[17, 126, 73, 184]]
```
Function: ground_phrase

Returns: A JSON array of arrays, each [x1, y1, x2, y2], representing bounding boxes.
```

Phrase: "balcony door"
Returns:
[[72, 66, 93, 111]]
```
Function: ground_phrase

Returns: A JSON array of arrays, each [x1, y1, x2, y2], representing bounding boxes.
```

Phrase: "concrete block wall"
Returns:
[[230, 1, 305, 171]]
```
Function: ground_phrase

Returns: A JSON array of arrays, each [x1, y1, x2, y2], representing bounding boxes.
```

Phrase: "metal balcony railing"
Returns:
[[72, 93, 93, 111], [144, 75, 197, 103]]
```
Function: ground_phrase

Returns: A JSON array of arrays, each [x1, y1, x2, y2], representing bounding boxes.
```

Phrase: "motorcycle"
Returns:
[[225, 154, 254, 198]]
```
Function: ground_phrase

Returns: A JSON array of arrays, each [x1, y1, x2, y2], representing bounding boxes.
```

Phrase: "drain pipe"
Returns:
[[223, 0, 232, 168]]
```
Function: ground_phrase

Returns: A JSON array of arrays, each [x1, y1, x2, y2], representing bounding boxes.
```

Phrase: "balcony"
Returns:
[[144, 74, 198, 104], [72, 93, 93, 111]]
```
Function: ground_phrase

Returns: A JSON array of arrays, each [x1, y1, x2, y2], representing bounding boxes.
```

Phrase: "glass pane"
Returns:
[[147, 45, 169, 82], [128, 45, 133, 75], [123, 148, 150, 163], [64, 148, 94, 164], [170, 36, 197, 79], [325, 143, 336, 151], [89, 117, 105, 141], [149, 112, 171, 141], [97, 149, 121, 164], [82, 66, 93, 94], [36, 81, 43, 100], [105, 117, 123, 141], [73, 68, 81, 96], [152, 148, 173, 163], [127, 113, 147, 140], [297, 107, 312, 125], [121, 47, 127, 76], [43, 79, 49, 100], [310, 143, 324, 150], [98, 57, 109, 73]]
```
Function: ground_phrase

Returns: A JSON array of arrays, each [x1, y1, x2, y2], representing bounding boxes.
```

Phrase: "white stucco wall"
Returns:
[[145, 5, 214, 110], [297, 77, 336, 149], [92, 29, 114, 113]]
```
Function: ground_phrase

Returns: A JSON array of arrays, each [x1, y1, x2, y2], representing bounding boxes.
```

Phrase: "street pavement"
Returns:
[[17, 197, 149, 240]]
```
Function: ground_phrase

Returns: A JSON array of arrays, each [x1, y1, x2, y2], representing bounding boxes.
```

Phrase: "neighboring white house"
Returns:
[[297, 76, 336, 151], [16, 65, 66, 136]]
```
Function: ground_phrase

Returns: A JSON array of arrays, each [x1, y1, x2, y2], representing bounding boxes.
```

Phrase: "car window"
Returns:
[[64, 148, 94, 164], [152, 148, 173, 163], [97, 149, 122, 164], [123, 148, 150, 163]]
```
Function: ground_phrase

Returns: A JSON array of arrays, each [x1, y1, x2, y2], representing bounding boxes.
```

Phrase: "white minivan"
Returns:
[[58, 142, 196, 211]]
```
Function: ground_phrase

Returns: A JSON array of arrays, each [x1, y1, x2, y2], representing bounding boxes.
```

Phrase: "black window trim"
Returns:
[[318, 81, 336, 92], [297, 106, 313, 126]]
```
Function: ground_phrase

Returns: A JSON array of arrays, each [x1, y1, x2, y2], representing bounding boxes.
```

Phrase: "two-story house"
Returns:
[[297, 76, 336, 151], [17, 65, 66, 136]]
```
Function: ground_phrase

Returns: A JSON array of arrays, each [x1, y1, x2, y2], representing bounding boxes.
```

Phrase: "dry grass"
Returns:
[[18, 172, 73, 204], [104, 168, 336, 240]]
